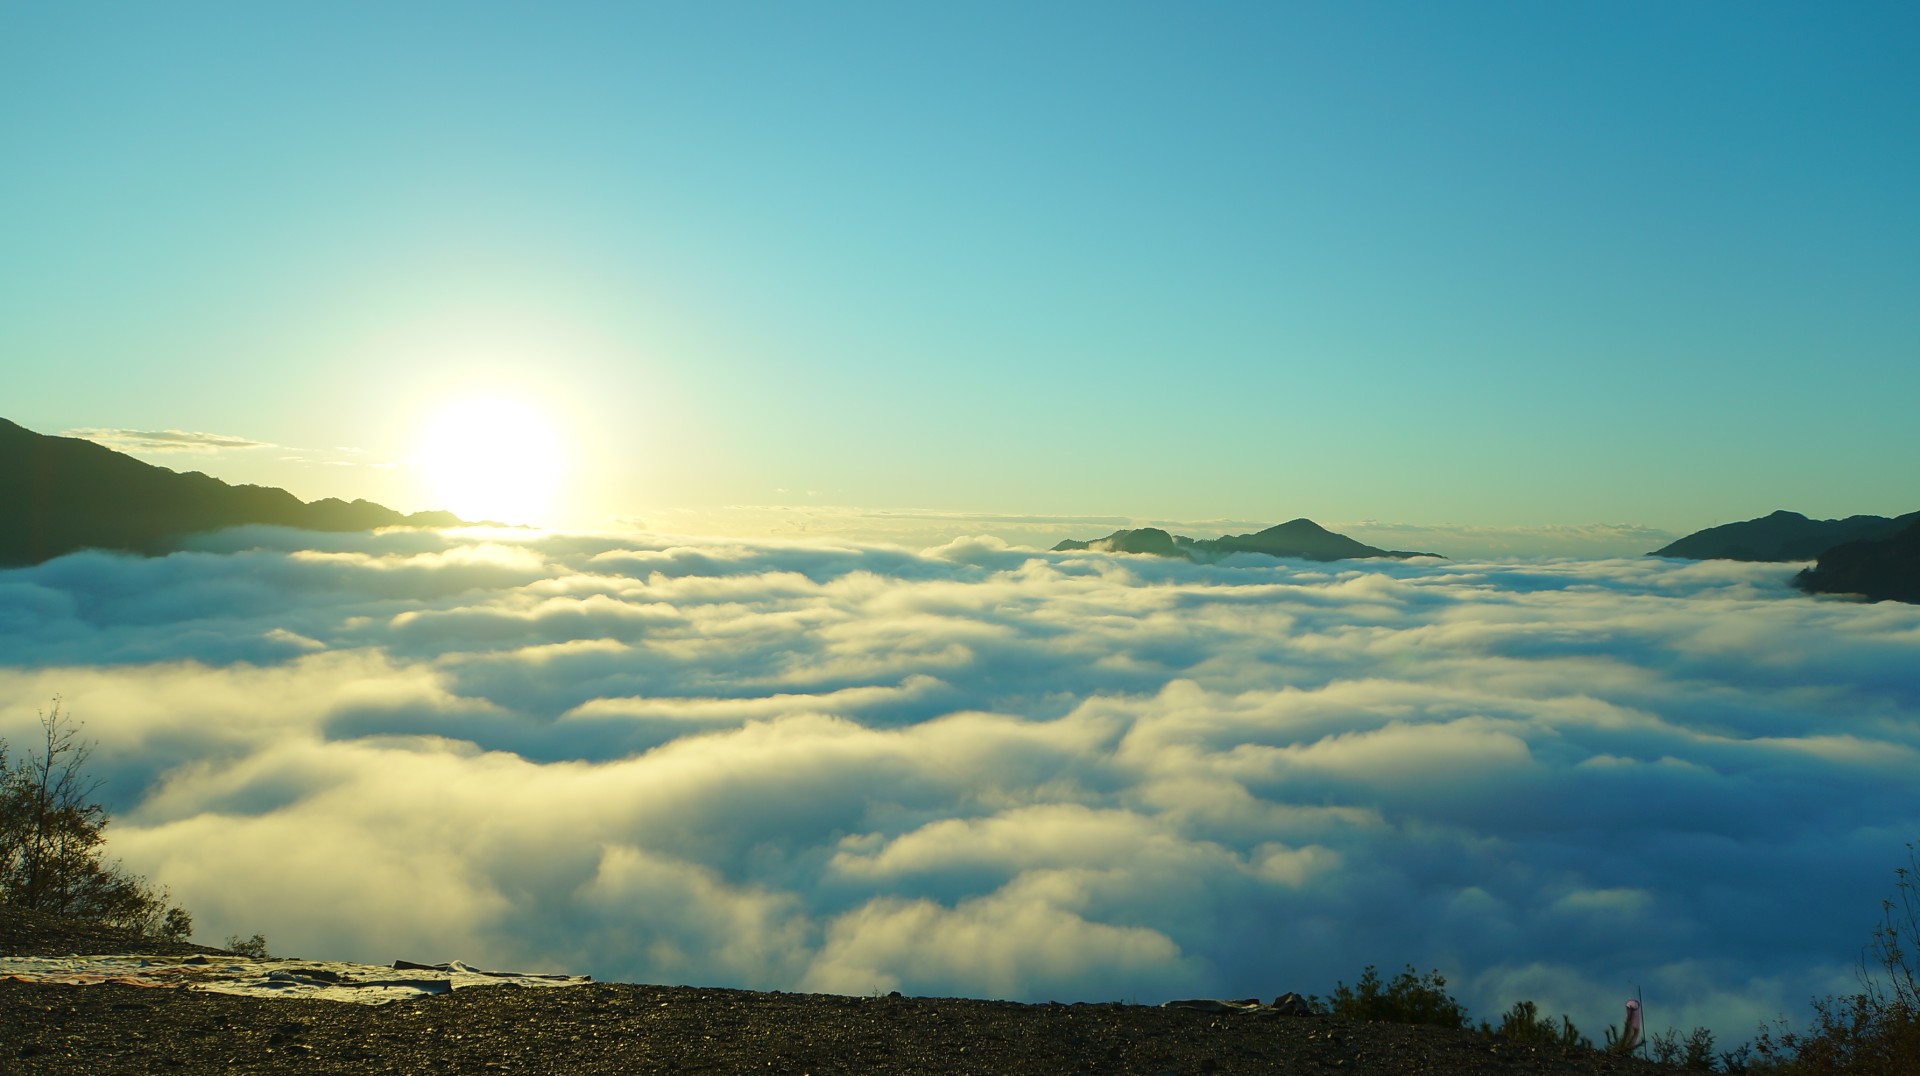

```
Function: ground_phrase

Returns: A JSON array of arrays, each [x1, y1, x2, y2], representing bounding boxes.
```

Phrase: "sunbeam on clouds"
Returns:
[[2, 529, 1916, 1042]]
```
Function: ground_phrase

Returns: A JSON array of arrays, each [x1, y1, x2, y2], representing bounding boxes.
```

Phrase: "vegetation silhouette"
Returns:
[[1745, 841, 1920, 1074], [1316, 964, 1469, 1028], [1485, 999, 1593, 1051], [0, 699, 191, 940]]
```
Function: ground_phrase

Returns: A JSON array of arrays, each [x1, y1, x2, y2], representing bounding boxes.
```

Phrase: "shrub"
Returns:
[[1748, 839, 1920, 1075], [1322, 964, 1469, 1029], [1483, 998, 1593, 1049], [224, 933, 271, 958], [1648, 1026, 1719, 1070], [0, 698, 193, 940]]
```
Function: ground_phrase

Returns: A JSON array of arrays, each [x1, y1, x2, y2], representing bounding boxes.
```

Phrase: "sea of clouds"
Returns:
[[638, 505, 1678, 561], [2, 527, 1916, 1044]]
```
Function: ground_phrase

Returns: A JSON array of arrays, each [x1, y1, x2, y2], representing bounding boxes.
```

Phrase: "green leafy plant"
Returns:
[[0, 698, 192, 940]]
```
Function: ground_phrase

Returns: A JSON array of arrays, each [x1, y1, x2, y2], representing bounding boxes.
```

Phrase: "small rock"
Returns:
[[1272, 992, 1315, 1015]]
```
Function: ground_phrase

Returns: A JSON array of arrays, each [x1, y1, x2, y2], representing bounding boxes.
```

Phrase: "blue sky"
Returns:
[[4, 2, 1916, 540]]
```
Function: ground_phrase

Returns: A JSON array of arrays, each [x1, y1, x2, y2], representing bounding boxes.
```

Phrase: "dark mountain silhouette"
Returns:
[[1649, 509, 1920, 561], [1205, 519, 1441, 560], [0, 417, 468, 567], [1053, 527, 1195, 557], [1793, 518, 1920, 604], [1054, 518, 1442, 562]]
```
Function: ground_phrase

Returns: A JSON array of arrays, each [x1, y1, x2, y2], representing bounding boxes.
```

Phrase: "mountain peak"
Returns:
[[1795, 517, 1920, 603], [1651, 509, 1920, 561], [0, 416, 470, 566], [1055, 519, 1442, 562], [1258, 518, 1332, 535]]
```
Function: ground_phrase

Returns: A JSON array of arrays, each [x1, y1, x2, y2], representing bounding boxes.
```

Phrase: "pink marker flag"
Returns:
[[1622, 998, 1643, 1052]]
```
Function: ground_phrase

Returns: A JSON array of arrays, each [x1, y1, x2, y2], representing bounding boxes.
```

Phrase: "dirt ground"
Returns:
[[2, 909, 1680, 1075]]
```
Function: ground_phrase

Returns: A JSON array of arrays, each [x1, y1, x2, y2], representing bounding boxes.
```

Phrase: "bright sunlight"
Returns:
[[415, 397, 565, 525]]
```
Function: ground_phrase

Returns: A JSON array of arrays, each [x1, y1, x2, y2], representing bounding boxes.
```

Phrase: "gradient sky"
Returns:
[[4, 2, 1916, 540]]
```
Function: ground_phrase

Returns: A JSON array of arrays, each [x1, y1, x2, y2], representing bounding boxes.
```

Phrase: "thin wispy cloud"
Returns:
[[64, 427, 276, 454], [0, 530, 1913, 1045], [60, 428, 403, 476]]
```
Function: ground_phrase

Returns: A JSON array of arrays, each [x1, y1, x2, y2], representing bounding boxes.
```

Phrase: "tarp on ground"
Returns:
[[0, 953, 590, 1004]]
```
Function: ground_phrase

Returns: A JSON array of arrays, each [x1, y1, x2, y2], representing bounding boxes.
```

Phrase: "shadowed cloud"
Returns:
[[0, 529, 1914, 1045]]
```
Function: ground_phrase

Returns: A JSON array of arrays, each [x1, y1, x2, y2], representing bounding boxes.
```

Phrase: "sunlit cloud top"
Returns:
[[2, 529, 1914, 1044]]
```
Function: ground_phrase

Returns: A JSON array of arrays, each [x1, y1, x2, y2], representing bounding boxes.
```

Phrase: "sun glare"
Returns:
[[416, 397, 565, 525]]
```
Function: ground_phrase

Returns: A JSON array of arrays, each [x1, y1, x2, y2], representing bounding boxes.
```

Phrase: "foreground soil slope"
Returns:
[[3, 911, 1677, 1075]]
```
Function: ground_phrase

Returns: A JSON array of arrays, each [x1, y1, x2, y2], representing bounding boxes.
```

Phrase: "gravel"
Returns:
[[2, 910, 1683, 1075]]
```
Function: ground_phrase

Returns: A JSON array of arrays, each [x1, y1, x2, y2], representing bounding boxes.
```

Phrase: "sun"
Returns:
[[415, 397, 565, 525]]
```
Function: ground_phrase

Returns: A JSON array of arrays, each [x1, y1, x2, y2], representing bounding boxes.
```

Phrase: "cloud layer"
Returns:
[[641, 506, 1679, 560], [62, 427, 277, 454], [2, 527, 1915, 1043]]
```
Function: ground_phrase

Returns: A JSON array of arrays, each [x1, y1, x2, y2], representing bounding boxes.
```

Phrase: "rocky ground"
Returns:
[[2, 910, 1682, 1075]]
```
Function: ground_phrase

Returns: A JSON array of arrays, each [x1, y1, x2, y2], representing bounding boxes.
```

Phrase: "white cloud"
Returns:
[[802, 877, 1199, 1000], [651, 506, 1683, 560], [575, 845, 815, 985], [2, 528, 1917, 1047], [63, 427, 276, 454]]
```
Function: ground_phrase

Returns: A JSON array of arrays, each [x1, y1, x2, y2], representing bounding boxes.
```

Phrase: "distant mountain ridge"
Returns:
[[1649, 509, 1920, 561], [0, 417, 468, 566], [1054, 519, 1443, 562], [1793, 518, 1920, 604]]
